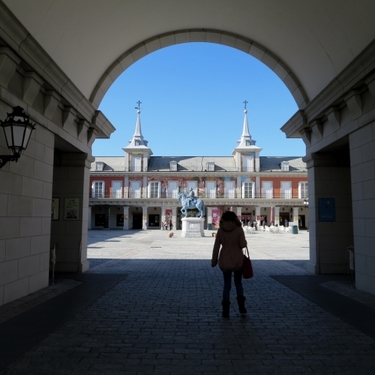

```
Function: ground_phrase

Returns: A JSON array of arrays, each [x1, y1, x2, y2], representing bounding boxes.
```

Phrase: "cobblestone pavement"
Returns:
[[1, 229, 375, 374]]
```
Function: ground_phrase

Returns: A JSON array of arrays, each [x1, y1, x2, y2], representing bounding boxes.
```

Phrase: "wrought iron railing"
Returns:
[[90, 192, 307, 200]]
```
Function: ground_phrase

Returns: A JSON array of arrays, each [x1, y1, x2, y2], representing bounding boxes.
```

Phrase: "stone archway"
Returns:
[[90, 29, 309, 110]]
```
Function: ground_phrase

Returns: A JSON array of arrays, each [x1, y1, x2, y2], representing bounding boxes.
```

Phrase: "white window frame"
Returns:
[[242, 181, 255, 198], [206, 180, 216, 198], [111, 180, 123, 198], [168, 181, 179, 198], [130, 180, 141, 198], [298, 181, 308, 199], [243, 155, 254, 172], [95, 162, 104, 171], [148, 181, 161, 198], [92, 181, 104, 198], [281, 161, 290, 171], [186, 181, 198, 196], [262, 181, 273, 199], [170, 161, 177, 171], [281, 181, 292, 199], [225, 180, 235, 199], [207, 162, 215, 171], [131, 155, 142, 172]]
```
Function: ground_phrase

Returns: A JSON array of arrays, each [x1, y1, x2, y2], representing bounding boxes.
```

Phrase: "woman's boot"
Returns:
[[236, 296, 247, 314], [222, 301, 230, 318]]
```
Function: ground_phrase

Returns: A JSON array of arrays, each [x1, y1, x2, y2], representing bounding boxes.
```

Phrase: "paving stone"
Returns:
[[1, 229, 375, 374]]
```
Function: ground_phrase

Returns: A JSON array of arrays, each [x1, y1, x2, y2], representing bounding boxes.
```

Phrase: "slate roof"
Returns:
[[90, 155, 306, 173], [91, 157, 125, 172], [259, 156, 306, 172], [148, 156, 236, 172]]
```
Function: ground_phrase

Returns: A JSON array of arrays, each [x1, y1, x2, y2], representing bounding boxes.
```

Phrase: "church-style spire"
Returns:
[[123, 101, 153, 171], [126, 101, 149, 147], [236, 100, 256, 147], [232, 101, 262, 171]]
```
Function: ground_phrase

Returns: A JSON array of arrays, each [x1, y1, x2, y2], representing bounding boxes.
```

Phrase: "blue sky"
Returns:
[[93, 43, 305, 157]]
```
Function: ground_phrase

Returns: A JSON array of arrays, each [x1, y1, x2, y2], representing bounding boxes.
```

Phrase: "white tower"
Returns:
[[123, 101, 153, 171], [232, 101, 262, 172]]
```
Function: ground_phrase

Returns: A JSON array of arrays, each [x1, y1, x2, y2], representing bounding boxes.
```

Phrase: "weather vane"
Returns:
[[243, 100, 248, 110], [135, 100, 142, 111]]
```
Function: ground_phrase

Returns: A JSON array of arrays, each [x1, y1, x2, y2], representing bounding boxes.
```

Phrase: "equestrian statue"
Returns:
[[177, 188, 205, 218]]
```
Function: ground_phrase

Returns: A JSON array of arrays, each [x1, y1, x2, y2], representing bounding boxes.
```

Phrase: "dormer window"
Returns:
[[95, 162, 104, 171], [281, 161, 289, 171], [170, 161, 177, 171], [207, 162, 215, 171]]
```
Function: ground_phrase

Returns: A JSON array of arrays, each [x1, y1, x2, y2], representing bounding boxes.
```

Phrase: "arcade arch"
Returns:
[[90, 29, 308, 110]]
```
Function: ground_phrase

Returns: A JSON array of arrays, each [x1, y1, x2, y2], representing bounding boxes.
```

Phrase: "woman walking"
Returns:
[[211, 211, 248, 317]]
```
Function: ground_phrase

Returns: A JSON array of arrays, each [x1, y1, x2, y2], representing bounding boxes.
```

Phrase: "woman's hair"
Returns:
[[220, 211, 242, 227]]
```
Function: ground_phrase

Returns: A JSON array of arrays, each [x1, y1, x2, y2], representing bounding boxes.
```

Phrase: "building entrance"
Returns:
[[132, 213, 142, 229]]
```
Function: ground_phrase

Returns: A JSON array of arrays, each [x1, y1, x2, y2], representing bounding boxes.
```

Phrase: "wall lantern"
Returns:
[[303, 198, 309, 207], [0, 106, 35, 169]]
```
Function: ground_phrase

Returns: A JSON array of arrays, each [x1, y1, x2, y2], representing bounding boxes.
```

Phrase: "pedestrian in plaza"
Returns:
[[211, 211, 248, 317]]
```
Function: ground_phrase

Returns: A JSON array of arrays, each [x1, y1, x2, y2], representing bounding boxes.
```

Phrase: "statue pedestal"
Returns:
[[181, 217, 205, 237]]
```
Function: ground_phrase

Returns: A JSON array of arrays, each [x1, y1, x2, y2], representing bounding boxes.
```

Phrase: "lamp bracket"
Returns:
[[0, 153, 20, 168]]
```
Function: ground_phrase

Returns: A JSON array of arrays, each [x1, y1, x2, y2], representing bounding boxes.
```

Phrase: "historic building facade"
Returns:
[[89, 107, 308, 231]]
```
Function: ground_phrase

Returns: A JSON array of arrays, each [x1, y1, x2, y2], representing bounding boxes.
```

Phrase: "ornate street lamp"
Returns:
[[0, 106, 35, 169]]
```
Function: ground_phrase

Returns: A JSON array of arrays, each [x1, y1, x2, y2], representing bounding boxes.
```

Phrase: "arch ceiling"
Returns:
[[3, 0, 375, 111]]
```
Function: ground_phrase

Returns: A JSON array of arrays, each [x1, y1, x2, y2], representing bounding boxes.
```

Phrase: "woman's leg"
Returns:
[[234, 270, 247, 314], [222, 271, 232, 302], [222, 271, 232, 317], [233, 270, 244, 297]]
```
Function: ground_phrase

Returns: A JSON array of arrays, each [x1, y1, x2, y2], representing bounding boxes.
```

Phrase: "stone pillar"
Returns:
[[88, 206, 92, 230], [292, 207, 299, 226], [50, 153, 93, 273], [305, 152, 353, 275], [172, 207, 177, 230], [161, 207, 166, 230], [255, 206, 261, 226], [142, 206, 148, 230], [349, 123, 375, 294], [274, 206, 280, 226], [123, 206, 129, 230]]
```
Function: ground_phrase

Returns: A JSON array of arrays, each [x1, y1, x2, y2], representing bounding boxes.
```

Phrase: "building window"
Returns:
[[262, 181, 273, 199], [148, 181, 160, 198], [207, 162, 215, 171], [131, 155, 142, 172], [168, 181, 179, 198], [186, 181, 198, 196], [281, 161, 289, 171], [112, 181, 122, 198], [170, 161, 177, 171], [130, 180, 141, 198], [95, 162, 104, 171], [92, 181, 104, 198], [242, 181, 254, 198], [299, 182, 308, 199], [243, 155, 254, 172], [206, 181, 216, 198], [225, 180, 235, 198], [281, 181, 292, 199]]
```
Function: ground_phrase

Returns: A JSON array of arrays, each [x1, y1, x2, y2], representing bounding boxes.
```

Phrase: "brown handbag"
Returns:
[[242, 247, 253, 279]]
